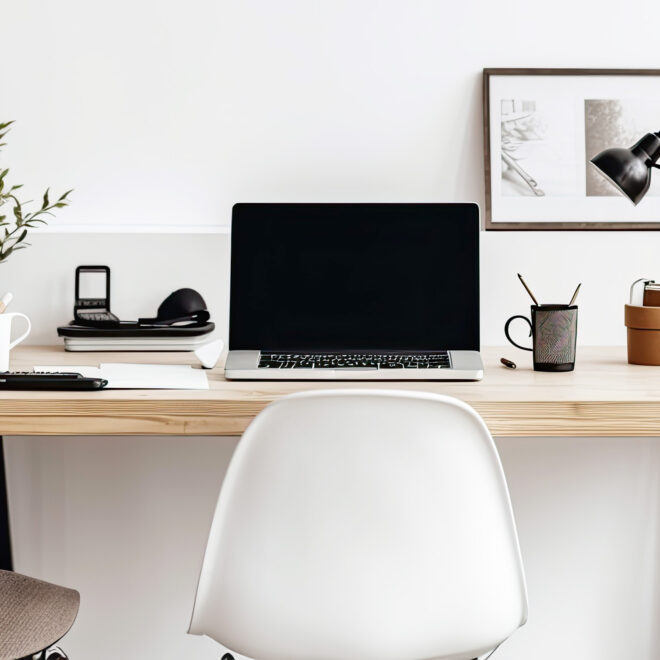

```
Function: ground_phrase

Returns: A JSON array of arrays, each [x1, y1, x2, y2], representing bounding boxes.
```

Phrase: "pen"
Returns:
[[517, 274, 540, 306], [568, 283, 581, 306], [0, 292, 13, 314]]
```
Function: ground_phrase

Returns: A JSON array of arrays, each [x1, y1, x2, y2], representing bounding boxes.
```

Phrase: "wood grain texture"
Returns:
[[2, 345, 660, 436]]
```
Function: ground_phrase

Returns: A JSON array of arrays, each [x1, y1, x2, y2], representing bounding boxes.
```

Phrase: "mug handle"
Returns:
[[7, 313, 31, 350], [504, 315, 533, 351]]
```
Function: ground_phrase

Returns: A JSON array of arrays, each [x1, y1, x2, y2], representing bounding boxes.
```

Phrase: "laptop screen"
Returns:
[[229, 203, 479, 352]]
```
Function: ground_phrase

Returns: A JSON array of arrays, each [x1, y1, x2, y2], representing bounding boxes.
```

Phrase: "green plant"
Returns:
[[0, 120, 72, 264]]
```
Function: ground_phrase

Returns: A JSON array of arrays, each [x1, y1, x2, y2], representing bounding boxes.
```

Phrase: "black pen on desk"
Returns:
[[568, 283, 581, 306], [517, 273, 539, 306]]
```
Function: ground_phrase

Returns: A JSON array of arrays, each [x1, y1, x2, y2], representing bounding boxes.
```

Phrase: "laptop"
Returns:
[[225, 203, 483, 380]]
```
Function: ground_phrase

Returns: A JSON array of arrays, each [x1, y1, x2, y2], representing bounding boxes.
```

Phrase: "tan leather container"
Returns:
[[644, 288, 660, 306], [625, 304, 660, 365]]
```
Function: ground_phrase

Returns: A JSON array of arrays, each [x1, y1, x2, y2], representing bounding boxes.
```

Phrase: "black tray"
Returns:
[[57, 322, 215, 338]]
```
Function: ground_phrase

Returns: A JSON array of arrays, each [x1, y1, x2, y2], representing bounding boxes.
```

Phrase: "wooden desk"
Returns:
[[0, 344, 658, 437], [0, 344, 658, 570]]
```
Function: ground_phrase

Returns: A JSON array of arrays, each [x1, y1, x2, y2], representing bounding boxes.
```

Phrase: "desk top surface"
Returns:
[[1, 345, 658, 437]]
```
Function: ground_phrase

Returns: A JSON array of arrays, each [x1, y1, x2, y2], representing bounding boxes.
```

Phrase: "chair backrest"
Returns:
[[189, 390, 527, 660]]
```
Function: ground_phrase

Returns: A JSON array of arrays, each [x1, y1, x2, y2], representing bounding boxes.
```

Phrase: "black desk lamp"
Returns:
[[591, 132, 660, 204]]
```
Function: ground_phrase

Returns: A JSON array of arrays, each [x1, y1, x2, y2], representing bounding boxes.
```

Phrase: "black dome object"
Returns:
[[139, 288, 210, 326], [591, 132, 660, 205]]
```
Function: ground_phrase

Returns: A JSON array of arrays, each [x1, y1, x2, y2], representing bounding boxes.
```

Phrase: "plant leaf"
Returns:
[[0, 121, 73, 263], [13, 202, 22, 224]]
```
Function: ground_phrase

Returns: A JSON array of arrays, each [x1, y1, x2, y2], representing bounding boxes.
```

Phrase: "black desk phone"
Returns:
[[74, 266, 120, 328], [71, 265, 212, 330]]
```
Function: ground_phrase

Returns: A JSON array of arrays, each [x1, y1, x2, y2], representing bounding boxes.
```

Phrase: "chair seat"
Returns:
[[0, 570, 79, 660]]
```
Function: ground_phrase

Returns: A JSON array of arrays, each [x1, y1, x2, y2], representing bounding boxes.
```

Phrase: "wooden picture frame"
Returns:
[[483, 68, 660, 230]]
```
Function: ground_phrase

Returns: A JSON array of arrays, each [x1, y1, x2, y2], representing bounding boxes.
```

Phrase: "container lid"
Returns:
[[625, 304, 660, 329]]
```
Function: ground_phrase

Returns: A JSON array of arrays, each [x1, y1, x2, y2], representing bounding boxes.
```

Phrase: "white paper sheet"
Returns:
[[35, 364, 209, 390]]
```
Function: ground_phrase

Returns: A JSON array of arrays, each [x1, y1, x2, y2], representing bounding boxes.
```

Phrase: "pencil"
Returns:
[[0, 292, 13, 314], [517, 274, 540, 306], [569, 283, 581, 306]]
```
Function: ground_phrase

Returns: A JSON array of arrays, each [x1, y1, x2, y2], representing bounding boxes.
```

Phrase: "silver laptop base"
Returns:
[[225, 350, 483, 381]]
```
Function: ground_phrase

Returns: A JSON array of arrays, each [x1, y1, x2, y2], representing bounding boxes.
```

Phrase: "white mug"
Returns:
[[0, 313, 31, 372]]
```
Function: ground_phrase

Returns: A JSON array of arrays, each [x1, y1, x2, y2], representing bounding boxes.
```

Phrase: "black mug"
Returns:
[[505, 305, 578, 372]]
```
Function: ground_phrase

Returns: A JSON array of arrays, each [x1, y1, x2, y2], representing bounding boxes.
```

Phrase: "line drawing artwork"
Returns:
[[500, 100, 546, 197]]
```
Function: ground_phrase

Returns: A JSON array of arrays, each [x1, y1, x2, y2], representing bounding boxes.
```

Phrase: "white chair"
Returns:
[[189, 390, 528, 660]]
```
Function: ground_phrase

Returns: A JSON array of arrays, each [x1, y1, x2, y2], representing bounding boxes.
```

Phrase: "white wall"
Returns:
[[4, 230, 657, 348], [8, 434, 660, 660], [5, 435, 239, 660], [3, 0, 660, 343], [3, 1, 660, 659]]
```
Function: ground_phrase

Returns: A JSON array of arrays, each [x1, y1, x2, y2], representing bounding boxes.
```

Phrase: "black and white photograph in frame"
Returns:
[[483, 69, 660, 230]]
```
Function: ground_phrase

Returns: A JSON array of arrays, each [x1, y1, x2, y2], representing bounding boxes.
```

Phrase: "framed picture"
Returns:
[[483, 68, 660, 230]]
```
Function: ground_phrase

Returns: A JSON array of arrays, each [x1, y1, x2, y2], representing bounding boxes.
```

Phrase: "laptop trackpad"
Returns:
[[333, 367, 378, 371]]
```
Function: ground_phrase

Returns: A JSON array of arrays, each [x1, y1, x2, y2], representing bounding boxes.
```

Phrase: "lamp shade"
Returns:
[[590, 132, 660, 205]]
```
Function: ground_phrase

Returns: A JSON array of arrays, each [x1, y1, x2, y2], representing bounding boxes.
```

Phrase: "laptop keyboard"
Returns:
[[258, 352, 451, 369]]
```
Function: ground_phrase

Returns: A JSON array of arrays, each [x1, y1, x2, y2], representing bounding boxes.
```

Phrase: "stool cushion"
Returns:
[[0, 570, 79, 660]]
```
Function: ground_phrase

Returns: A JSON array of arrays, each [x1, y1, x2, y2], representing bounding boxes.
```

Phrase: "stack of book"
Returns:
[[57, 323, 215, 352]]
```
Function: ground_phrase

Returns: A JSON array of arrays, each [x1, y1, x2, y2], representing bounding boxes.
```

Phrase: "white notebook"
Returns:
[[63, 335, 212, 352], [36, 363, 209, 390]]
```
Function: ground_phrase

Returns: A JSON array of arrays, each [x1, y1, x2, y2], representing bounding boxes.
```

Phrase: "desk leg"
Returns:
[[0, 437, 12, 570]]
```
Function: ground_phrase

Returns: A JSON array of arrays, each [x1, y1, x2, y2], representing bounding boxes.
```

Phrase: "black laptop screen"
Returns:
[[229, 203, 479, 351]]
